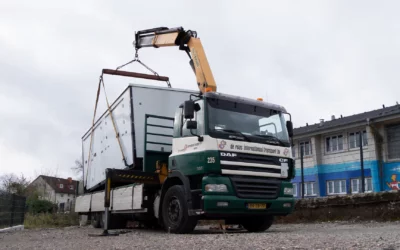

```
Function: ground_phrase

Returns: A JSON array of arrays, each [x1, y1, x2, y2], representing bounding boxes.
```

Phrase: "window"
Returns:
[[327, 180, 347, 195], [293, 183, 298, 197], [351, 177, 372, 193], [291, 146, 296, 158], [299, 140, 312, 156], [69, 185, 74, 190], [326, 135, 343, 152], [59, 184, 64, 188], [349, 130, 368, 149], [300, 182, 317, 196], [387, 124, 400, 159]]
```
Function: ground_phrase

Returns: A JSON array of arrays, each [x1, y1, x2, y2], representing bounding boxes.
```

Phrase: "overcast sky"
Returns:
[[1, 0, 399, 181]]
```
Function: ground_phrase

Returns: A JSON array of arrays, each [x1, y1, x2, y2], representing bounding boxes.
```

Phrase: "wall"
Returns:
[[29, 177, 56, 202], [276, 190, 400, 223], [291, 124, 380, 197]]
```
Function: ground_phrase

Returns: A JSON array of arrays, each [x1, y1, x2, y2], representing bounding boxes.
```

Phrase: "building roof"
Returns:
[[293, 103, 400, 136], [38, 175, 78, 195]]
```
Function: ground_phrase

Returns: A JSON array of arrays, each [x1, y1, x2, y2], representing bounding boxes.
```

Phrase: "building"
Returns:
[[291, 103, 400, 198], [27, 175, 79, 212]]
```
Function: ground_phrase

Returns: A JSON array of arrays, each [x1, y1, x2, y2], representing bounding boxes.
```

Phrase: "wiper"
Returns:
[[216, 129, 251, 142], [251, 134, 286, 146]]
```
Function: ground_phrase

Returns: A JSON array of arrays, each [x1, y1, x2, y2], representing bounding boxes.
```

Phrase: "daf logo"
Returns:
[[279, 158, 288, 163], [220, 152, 237, 157]]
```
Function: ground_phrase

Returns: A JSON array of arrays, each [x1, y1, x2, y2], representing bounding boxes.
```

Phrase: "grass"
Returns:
[[24, 212, 79, 229]]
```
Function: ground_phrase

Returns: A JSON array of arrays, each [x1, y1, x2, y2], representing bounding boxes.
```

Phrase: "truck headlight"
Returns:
[[205, 184, 228, 192], [283, 187, 293, 195]]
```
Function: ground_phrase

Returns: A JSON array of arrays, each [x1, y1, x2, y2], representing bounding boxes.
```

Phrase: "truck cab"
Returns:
[[159, 91, 295, 233]]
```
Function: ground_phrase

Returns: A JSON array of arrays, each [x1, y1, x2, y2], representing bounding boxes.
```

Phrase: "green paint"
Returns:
[[169, 150, 220, 176]]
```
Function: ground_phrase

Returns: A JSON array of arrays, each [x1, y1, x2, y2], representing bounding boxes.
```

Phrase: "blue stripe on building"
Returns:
[[291, 160, 384, 197]]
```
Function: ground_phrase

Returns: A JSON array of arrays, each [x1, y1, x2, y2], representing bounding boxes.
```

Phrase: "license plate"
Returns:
[[247, 203, 267, 209]]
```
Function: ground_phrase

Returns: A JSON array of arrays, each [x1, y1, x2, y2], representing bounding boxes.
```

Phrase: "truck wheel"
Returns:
[[241, 215, 274, 232], [90, 213, 103, 228], [161, 185, 197, 234]]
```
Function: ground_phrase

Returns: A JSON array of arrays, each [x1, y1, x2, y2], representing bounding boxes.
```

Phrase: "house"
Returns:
[[291, 103, 400, 198], [27, 175, 79, 212]]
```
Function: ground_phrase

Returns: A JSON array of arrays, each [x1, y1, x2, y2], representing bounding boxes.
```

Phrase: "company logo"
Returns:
[[220, 152, 237, 157], [283, 148, 289, 156], [218, 140, 227, 150], [279, 158, 288, 163]]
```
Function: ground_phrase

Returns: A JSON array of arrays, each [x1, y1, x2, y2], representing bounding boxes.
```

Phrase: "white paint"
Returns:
[[90, 191, 105, 212], [170, 135, 218, 156], [220, 160, 281, 169], [221, 169, 282, 178], [131, 84, 197, 158], [74, 194, 91, 212], [82, 84, 197, 190], [171, 135, 291, 158], [74, 184, 144, 213]]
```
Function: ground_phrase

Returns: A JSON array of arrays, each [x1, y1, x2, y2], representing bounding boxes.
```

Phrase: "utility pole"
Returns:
[[301, 146, 304, 198], [360, 132, 365, 193]]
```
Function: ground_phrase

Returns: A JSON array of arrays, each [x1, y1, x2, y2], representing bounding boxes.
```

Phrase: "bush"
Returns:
[[26, 199, 56, 214]]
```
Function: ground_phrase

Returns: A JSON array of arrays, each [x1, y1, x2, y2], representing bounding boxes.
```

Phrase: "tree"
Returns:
[[71, 159, 84, 181], [0, 173, 31, 196]]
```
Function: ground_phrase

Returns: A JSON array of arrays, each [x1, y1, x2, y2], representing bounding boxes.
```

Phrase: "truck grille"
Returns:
[[230, 176, 281, 199]]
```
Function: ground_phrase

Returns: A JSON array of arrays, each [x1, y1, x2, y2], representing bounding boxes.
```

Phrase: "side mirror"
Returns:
[[184, 100, 195, 119], [286, 121, 293, 137], [186, 120, 197, 130]]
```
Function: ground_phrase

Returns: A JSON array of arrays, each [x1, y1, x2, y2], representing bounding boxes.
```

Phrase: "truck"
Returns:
[[75, 26, 296, 234]]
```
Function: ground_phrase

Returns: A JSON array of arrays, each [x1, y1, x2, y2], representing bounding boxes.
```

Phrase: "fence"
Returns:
[[0, 191, 27, 229]]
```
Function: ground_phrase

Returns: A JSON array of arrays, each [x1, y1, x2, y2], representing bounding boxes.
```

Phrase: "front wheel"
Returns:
[[241, 215, 274, 232], [161, 185, 197, 234]]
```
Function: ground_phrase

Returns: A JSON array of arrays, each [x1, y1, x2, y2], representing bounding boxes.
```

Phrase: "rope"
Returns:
[[85, 76, 103, 185], [85, 48, 171, 186]]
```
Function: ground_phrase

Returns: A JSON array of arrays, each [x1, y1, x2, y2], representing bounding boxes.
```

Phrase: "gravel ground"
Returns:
[[1, 222, 400, 250]]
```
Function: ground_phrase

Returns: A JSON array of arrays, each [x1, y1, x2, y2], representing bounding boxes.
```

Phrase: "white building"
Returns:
[[27, 175, 79, 212]]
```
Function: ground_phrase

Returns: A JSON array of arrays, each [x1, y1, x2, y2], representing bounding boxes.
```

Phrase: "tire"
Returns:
[[90, 213, 103, 228], [240, 215, 274, 232], [161, 185, 198, 234]]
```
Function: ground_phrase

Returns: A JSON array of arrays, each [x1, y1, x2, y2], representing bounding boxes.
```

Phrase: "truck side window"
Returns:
[[173, 107, 183, 138], [181, 100, 204, 137]]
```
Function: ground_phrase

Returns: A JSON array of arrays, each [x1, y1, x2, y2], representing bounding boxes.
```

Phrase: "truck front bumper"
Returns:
[[200, 175, 295, 217], [202, 195, 294, 216]]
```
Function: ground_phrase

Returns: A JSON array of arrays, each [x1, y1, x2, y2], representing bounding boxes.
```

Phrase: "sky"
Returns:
[[0, 0, 399, 181]]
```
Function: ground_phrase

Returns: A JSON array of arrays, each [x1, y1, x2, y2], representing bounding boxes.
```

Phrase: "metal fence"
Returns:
[[0, 191, 27, 229]]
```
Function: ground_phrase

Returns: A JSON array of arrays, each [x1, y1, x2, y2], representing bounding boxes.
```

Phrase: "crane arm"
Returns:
[[134, 27, 217, 94]]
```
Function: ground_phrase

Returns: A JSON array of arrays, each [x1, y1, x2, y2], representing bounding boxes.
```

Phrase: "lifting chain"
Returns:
[[115, 48, 171, 88]]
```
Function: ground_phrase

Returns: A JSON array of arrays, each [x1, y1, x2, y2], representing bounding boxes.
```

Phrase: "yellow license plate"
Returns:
[[247, 203, 267, 209]]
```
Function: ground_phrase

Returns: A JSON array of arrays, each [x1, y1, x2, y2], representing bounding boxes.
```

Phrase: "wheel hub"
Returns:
[[168, 197, 181, 222]]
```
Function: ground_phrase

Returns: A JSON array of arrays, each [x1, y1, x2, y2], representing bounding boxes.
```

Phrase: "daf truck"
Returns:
[[74, 26, 296, 234]]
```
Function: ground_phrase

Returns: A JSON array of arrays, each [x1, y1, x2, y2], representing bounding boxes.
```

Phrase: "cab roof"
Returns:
[[203, 91, 287, 113]]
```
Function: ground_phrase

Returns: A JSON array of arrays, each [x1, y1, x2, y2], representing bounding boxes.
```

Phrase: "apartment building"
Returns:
[[291, 103, 400, 197]]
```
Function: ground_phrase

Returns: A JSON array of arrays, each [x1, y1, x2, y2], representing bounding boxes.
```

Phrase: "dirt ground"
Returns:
[[1, 221, 400, 249]]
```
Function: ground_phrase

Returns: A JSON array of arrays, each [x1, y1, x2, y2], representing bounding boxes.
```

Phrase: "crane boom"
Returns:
[[134, 27, 217, 94]]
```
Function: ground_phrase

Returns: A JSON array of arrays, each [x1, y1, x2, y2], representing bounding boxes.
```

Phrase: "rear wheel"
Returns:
[[161, 185, 197, 234], [240, 215, 274, 232], [90, 213, 104, 228]]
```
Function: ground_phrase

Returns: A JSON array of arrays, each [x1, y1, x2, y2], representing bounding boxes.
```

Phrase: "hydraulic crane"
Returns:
[[134, 27, 217, 94]]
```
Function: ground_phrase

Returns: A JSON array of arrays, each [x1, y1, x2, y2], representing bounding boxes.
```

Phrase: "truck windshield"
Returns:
[[206, 98, 290, 146]]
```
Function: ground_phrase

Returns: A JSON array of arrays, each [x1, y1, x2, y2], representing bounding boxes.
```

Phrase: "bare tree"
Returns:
[[71, 159, 84, 181], [0, 173, 31, 196]]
